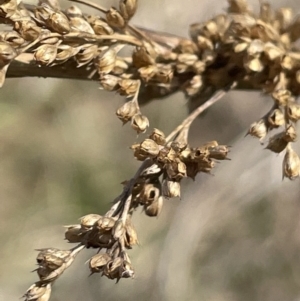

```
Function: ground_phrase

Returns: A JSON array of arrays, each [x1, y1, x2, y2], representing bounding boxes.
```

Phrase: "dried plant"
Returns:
[[1, 0, 300, 300]]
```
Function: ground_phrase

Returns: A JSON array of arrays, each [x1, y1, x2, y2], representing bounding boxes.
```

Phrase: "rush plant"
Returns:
[[0, 0, 299, 300]]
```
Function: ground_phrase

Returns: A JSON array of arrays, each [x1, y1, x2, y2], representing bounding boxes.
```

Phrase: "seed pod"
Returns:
[[96, 48, 117, 74], [47, 12, 70, 34], [166, 160, 187, 180], [247, 119, 268, 140], [119, 260, 134, 279], [268, 108, 285, 128], [14, 20, 41, 41], [100, 74, 120, 91], [1, 31, 25, 47], [34, 44, 57, 65], [287, 102, 300, 122], [69, 16, 95, 34], [282, 145, 300, 180], [132, 46, 155, 68], [119, 0, 138, 22], [265, 132, 288, 153], [66, 5, 82, 17], [208, 145, 230, 160], [113, 220, 125, 240], [23, 283, 51, 301], [284, 124, 297, 142], [125, 218, 139, 248], [145, 196, 164, 217], [118, 79, 139, 96], [90, 18, 114, 35], [140, 138, 160, 157], [103, 257, 123, 280], [89, 253, 111, 274], [75, 44, 98, 67], [139, 183, 160, 205], [64, 224, 83, 243], [245, 57, 264, 72], [95, 216, 116, 231], [0, 41, 17, 67], [197, 157, 215, 173], [55, 44, 77, 64], [272, 89, 291, 106], [131, 113, 149, 134], [162, 180, 181, 198], [106, 7, 126, 28], [149, 128, 166, 146], [80, 214, 102, 230], [183, 75, 203, 96], [116, 100, 138, 124]]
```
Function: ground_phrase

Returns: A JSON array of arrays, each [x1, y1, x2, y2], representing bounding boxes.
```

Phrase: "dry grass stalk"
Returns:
[[0, 0, 298, 300]]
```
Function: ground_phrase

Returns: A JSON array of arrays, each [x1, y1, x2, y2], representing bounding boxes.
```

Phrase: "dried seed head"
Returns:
[[283, 145, 300, 180], [119, 260, 135, 279], [14, 20, 41, 41], [69, 16, 95, 34], [90, 18, 114, 35], [140, 139, 160, 157], [64, 224, 83, 243], [116, 100, 139, 124], [118, 79, 139, 96], [106, 7, 126, 28], [132, 46, 156, 68], [113, 220, 125, 240], [139, 183, 160, 205], [23, 283, 51, 301], [268, 108, 285, 128], [208, 145, 230, 160], [0, 41, 17, 67], [265, 132, 288, 153], [272, 89, 291, 106], [149, 128, 166, 146], [247, 119, 268, 140], [34, 44, 57, 65], [197, 157, 215, 173], [119, 0, 138, 22], [162, 180, 181, 198], [96, 48, 117, 74], [75, 44, 98, 67], [80, 214, 102, 230], [131, 113, 149, 134], [103, 257, 123, 280], [55, 45, 77, 64], [95, 216, 116, 231], [47, 12, 70, 34], [66, 5, 82, 17], [166, 160, 187, 181], [125, 218, 139, 248], [100, 74, 120, 91], [1, 31, 25, 47], [287, 102, 300, 122], [89, 253, 111, 274], [145, 195, 164, 217], [284, 124, 297, 142]]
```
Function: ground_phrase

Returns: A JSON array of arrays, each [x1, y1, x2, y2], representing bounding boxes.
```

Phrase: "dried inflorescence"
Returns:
[[2, 0, 298, 300]]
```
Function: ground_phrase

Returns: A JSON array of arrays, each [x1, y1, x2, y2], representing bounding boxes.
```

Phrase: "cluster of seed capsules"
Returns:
[[129, 128, 230, 214], [23, 213, 138, 301]]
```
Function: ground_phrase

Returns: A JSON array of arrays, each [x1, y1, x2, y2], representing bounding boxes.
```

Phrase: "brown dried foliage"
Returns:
[[0, 0, 298, 300]]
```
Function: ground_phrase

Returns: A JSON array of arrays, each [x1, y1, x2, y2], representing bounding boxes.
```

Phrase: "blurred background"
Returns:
[[1, 0, 300, 300]]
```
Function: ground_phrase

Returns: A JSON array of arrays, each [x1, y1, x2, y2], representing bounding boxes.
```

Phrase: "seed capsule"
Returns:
[[247, 119, 268, 140], [131, 113, 149, 134], [119, 0, 138, 21], [106, 7, 126, 28], [282, 146, 300, 180], [116, 100, 138, 124], [145, 196, 164, 217]]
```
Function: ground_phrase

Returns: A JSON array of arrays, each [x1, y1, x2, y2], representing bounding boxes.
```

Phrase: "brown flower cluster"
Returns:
[[0, 0, 297, 300]]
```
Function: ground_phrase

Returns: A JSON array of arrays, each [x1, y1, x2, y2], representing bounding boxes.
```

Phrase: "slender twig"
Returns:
[[166, 82, 237, 143]]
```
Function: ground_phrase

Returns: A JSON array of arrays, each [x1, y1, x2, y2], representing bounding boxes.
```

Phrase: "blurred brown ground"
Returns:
[[1, 1, 300, 301]]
